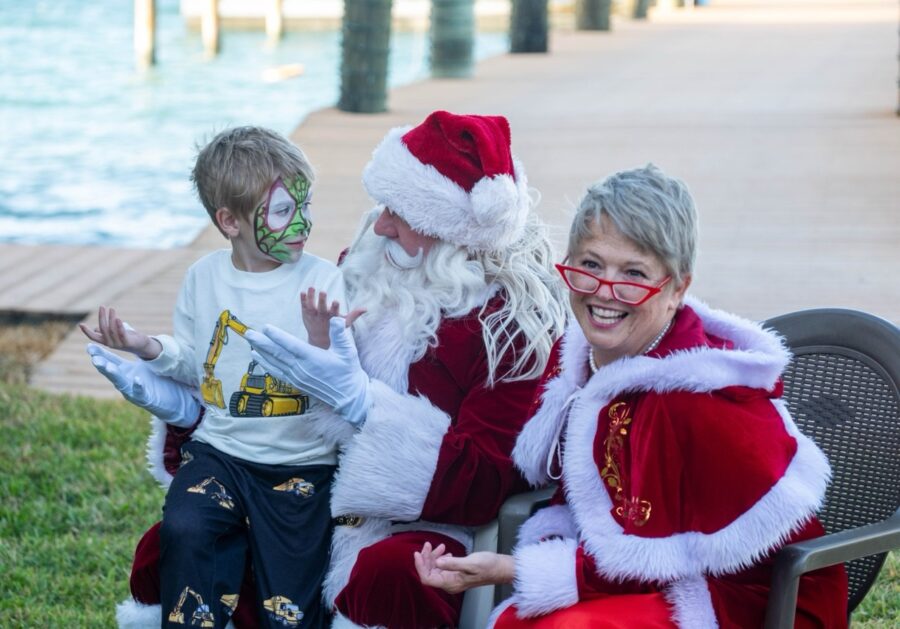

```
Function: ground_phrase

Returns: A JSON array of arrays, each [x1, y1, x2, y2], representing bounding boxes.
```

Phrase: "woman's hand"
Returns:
[[414, 542, 515, 594]]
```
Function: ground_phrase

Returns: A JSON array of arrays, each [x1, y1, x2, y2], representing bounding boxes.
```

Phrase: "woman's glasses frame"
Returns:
[[555, 263, 671, 306]]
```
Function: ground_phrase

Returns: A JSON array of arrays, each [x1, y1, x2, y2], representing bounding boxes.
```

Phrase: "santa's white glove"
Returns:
[[245, 318, 371, 427], [86, 343, 200, 428]]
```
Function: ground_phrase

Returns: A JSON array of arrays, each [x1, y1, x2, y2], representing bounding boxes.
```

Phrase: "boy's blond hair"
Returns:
[[192, 126, 315, 233]]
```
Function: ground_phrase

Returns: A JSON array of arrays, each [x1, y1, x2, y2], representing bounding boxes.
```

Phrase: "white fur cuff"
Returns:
[[516, 504, 577, 548], [512, 537, 580, 618], [116, 599, 160, 629], [330, 379, 451, 520]]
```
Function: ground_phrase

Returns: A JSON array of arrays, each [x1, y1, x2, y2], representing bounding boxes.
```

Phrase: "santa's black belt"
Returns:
[[333, 515, 364, 527]]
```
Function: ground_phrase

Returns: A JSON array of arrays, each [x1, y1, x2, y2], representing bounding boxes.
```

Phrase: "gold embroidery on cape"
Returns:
[[599, 402, 652, 526]]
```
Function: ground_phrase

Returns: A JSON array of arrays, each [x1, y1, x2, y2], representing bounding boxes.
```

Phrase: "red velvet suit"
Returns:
[[123, 296, 537, 629], [496, 298, 848, 629]]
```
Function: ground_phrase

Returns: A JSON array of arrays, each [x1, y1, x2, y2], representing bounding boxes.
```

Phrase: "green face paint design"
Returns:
[[254, 175, 312, 263]]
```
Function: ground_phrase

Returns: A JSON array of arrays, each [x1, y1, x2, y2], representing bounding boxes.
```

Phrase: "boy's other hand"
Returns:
[[79, 305, 162, 360], [300, 287, 365, 349]]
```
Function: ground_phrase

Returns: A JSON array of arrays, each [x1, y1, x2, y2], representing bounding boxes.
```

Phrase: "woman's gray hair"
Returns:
[[568, 163, 698, 283]]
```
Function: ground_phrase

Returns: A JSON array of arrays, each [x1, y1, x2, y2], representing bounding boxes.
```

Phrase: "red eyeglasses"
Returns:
[[555, 263, 671, 306]]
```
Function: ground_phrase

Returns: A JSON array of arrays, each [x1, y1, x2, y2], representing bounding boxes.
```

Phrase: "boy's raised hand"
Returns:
[[300, 287, 365, 350], [79, 305, 162, 360]]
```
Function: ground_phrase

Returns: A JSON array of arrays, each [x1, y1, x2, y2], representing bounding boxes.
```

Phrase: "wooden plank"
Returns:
[[0, 245, 76, 296], [27, 248, 160, 314], [0, 244, 39, 276], [66, 249, 197, 313], [2, 246, 120, 311]]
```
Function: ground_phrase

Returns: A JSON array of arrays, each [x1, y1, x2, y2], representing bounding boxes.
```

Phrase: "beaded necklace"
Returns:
[[588, 317, 673, 374]]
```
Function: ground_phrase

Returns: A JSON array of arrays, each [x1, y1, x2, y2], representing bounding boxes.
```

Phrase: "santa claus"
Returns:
[[111, 111, 568, 628]]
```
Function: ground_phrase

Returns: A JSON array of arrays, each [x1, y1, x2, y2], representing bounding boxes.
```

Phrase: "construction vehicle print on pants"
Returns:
[[263, 595, 303, 627], [168, 587, 214, 626], [186, 477, 235, 510], [201, 310, 309, 417]]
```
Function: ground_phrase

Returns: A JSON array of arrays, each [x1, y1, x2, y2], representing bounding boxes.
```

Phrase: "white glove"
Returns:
[[86, 343, 200, 428], [245, 317, 371, 427]]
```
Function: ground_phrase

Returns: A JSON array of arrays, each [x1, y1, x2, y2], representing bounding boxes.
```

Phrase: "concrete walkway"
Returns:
[[25, 0, 900, 397]]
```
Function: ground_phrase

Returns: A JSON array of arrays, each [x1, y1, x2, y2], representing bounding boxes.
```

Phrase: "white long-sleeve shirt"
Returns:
[[148, 249, 344, 466]]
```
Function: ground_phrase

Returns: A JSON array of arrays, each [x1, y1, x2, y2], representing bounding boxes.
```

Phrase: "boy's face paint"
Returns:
[[254, 175, 312, 264]]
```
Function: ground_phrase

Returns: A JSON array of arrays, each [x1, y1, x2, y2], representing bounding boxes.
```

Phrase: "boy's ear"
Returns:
[[215, 207, 240, 238]]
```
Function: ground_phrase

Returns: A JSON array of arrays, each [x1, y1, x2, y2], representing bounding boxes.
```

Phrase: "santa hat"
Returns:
[[361, 110, 531, 252]]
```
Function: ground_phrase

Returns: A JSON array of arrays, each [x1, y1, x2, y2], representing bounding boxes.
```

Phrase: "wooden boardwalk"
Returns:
[[5, 0, 898, 398]]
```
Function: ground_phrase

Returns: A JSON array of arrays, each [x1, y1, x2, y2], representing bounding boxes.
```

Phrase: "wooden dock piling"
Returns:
[[201, 0, 220, 57], [430, 0, 476, 78], [510, 0, 548, 53], [266, 0, 284, 45], [134, 0, 156, 69], [338, 0, 393, 113], [576, 0, 612, 31]]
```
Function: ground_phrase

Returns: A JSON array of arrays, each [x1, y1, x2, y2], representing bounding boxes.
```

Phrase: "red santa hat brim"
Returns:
[[361, 125, 531, 252]]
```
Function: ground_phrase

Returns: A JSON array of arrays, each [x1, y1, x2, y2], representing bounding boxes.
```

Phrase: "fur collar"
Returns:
[[513, 296, 790, 486]]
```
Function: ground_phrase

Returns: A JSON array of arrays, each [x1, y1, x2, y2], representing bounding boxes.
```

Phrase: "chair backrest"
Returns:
[[763, 308, 900, 612]]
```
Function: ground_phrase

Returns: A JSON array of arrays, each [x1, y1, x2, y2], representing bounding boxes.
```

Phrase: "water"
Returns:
[[0, 0, 507, 249]]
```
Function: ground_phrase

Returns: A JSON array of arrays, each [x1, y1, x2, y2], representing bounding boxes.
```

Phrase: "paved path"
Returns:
[[18, 0, 900, 397]]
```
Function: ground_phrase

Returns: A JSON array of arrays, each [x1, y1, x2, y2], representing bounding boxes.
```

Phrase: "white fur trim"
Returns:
[[516, 504, 578, 547], [564, 391, 830, 583], [116, 599, 160, 629], [486, 598, 516, 629], [514, 297, 791, 486], [355, 313, 416, 392], [512, 319, 589, 487], [323, 518, 393, 606], [664, 576, 718, 629], [146, 416, 172, 489], [331, 612, 375, 629], [361, 127, 529, 252], [511, 537, 580, 618], [330, 380, 451, 521]]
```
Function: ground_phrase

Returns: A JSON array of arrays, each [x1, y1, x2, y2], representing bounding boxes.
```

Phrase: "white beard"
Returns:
[[340, 226, 491, 390]]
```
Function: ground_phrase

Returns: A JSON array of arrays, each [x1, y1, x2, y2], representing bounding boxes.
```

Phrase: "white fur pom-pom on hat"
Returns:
[[361, 110, 530, 252]]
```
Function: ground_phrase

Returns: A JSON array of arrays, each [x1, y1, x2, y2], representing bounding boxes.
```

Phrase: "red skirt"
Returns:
[[495, 593, 678, 629]]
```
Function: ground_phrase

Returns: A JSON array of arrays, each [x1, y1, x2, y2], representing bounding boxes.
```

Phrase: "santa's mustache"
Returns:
[[384, 239, 424, 270]]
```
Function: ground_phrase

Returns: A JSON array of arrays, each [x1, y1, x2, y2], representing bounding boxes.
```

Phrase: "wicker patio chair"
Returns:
[[763, 308, 900, 627]]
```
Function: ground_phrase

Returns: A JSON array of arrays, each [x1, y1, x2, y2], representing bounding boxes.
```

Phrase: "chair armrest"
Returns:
[[495, 486, 557, 603], [498, 487, 558, 554], [764, 508, 900, 629]]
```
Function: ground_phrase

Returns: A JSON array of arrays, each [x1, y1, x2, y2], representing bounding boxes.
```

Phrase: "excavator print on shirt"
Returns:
[[200, 310, 309, 417]]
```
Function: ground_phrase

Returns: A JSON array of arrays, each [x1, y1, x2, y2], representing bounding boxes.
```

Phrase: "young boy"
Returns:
[[81, 126, 344, 629]]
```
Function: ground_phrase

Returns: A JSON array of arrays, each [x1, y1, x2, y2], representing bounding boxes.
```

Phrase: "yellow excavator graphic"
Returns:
[[201, 310, 249, 408], [229, 360, 309, 418], [168, 587, 214, 626], [201, 310, 309, 417], [263, 595, 303, 627]]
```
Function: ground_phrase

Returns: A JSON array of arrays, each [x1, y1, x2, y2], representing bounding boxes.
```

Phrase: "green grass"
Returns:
[[0, 376, 897, 626], [854, 551, 900, 627], [0, 382, 165, 627]]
